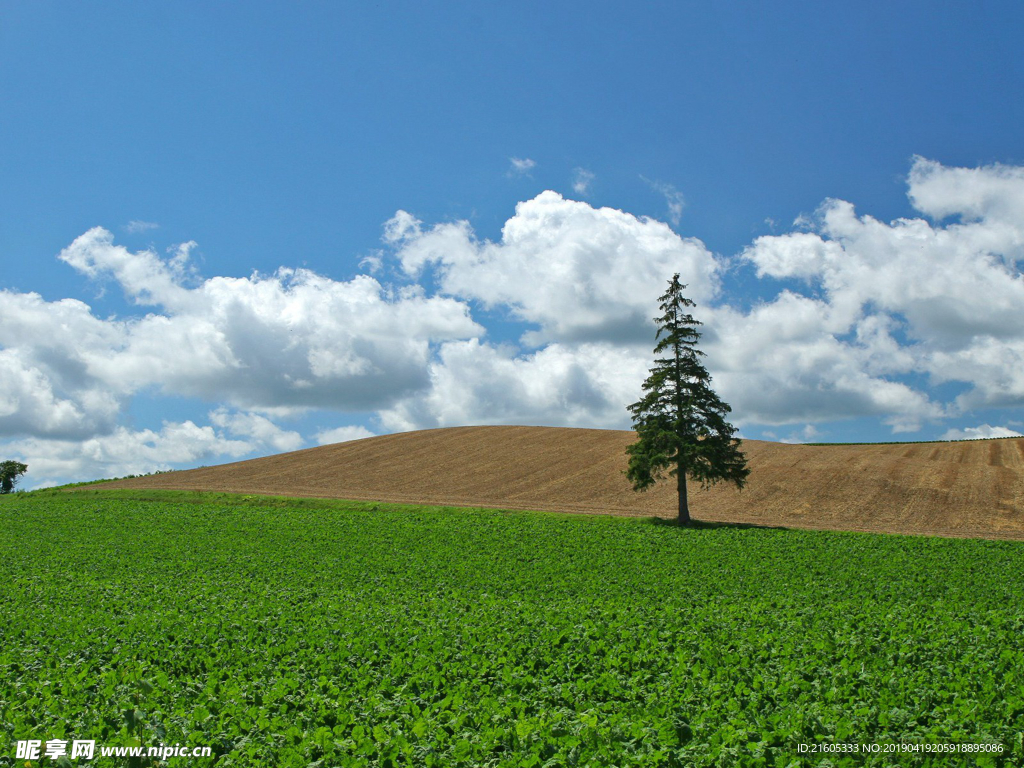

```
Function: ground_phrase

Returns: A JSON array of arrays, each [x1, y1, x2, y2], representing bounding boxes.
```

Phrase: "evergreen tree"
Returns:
[[626, 275, 749, 524]]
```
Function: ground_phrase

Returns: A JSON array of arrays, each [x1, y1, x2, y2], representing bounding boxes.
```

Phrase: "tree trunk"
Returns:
[[677, 460, 690, 525]]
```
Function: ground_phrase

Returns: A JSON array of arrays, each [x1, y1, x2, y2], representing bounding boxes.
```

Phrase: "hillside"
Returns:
[[101, 426, 1024, 539]]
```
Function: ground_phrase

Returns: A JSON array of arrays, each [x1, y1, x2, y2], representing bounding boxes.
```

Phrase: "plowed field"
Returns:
[[101, 426, 1024, 539]]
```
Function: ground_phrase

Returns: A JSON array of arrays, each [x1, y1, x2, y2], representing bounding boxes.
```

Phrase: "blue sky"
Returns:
[[2, 1, 1023, 487]]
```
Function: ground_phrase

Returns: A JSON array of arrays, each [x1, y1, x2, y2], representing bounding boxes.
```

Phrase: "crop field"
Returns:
[[2, 490, 1023, 767]]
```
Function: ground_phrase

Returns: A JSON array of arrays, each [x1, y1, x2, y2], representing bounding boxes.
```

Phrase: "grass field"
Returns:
[[2, 489, 1022, 766]]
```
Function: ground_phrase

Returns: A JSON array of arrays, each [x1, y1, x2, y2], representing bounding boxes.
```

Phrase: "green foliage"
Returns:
[[626, 275, 748, 521], [1, 490, 1022, 766], [0, 459, 28, 493]]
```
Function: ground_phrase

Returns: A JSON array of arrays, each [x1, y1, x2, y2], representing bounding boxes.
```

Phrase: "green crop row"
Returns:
[[1, 490, 1022, 767]]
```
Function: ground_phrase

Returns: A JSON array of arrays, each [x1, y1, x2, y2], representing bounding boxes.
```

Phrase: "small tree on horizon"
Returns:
[[0, 461, 28, 494], [626, 274, 749, 524]]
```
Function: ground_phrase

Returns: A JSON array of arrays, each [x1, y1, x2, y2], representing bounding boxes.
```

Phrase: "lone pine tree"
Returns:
[[626, 274, 749, 524]]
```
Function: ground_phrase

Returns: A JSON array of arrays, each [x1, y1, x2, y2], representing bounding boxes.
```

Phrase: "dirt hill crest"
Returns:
[[101, 425, 1024, 539]]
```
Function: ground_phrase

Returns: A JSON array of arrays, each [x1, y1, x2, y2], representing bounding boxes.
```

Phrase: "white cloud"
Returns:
[[379, 339, 648, 433], [571, 168, 595, 196], [738, 156, 1024, 418], [508, 157, 536, 177], [779, 424, 824, 444], [5, 157, 1024, 475], [0, 293, 125, 438], [0, 348, 112, 438], [742, 231, 845, 282], [6, 420, 253, 489], [927, 337, 1024, 410], [124, 220, 159, 233], [382, 161, 1024, 436], [705, 296, 945, 432], [939, 424, 1023, 440], [314, 425, 376, 445], [2, 229, 484, 427], [908, 156, 1024, 228], [209, 408, 303, 453], [358, 250, 384, 274], [641, 176, 685, 226], [386, 191, 720, 346], [59, 227, 194, 308], [382, 210, 421, 244]]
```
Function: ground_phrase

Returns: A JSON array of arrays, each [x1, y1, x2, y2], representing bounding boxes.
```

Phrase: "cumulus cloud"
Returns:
[[379, 159, 1024, 436], [734, 156, 1024, 426], [59, 228, 195, 308], [5, 157, 1024, 486], [7, 420, 254, 489], [0, 228, 484, 437], [379, 340, 648, 433], [704, 296, 946, 432], [939, 424, 1023, 441], [4, 406, 310, 489], [385, 191, 719, 345], [209, 408, 303, 453], [314, 425, 376, 445], [0, 294, 124, 439], [908, 156, 1024, 228]]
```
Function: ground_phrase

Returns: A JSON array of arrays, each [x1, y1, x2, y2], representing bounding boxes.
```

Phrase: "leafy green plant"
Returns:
[[1, 490, 1020, 766]]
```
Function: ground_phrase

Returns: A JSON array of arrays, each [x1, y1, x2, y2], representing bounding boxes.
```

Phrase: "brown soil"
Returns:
[[99, 426, 1024, 540]]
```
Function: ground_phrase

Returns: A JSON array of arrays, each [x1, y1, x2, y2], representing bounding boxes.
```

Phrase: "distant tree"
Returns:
[[626, 275, 749, 525], [0, 461, 28, 494]]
